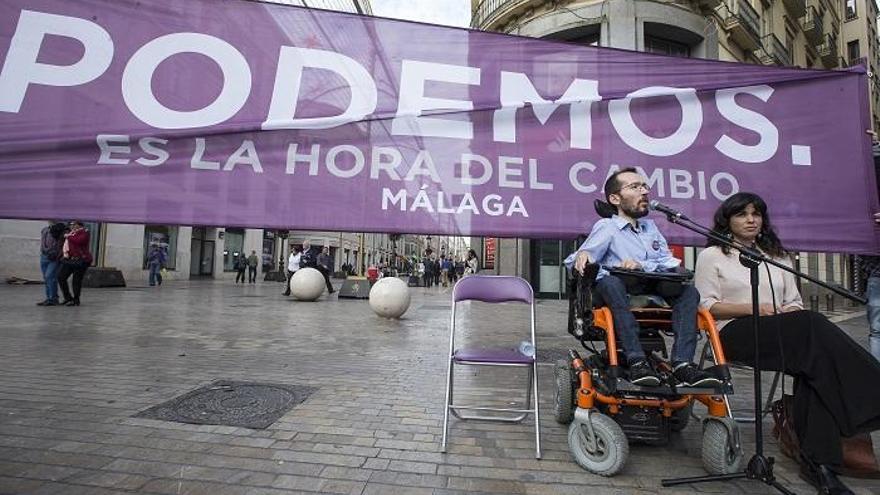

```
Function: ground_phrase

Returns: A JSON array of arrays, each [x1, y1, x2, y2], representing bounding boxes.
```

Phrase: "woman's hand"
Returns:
[[758, 303, 777, 316]]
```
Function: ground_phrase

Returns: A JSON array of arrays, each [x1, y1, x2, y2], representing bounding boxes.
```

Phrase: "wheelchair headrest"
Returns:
[[594, 199, 616, 218]]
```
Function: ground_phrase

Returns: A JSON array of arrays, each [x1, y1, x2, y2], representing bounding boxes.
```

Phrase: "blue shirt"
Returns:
[[564, 215, 680, 279]]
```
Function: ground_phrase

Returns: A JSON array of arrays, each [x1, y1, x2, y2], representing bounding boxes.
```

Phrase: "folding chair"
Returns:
[[441, 275, 541, 459]]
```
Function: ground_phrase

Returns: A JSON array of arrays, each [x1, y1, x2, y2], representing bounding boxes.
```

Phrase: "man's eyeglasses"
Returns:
[[619, 182, 650, 193]]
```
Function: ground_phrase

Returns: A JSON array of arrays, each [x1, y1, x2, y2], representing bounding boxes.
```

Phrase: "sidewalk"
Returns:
[[0, 279, 876, 494]]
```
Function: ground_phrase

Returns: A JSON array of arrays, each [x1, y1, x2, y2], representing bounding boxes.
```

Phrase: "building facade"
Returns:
[[471, 0, 876, 300], [0, 0, 384, 285]]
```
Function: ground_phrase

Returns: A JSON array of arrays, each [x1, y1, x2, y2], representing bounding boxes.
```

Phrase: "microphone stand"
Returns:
[[655, 210, 865, 493]]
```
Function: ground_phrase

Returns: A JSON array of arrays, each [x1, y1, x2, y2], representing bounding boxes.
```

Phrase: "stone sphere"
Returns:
[[369, 277, 411, 319], [290, 268, 325, 301]]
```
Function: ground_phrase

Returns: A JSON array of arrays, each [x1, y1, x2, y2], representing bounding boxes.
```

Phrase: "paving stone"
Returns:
[[0, 280, 876, 494]]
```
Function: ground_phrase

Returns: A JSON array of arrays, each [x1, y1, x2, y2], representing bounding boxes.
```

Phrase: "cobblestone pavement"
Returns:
[[0, 278, 877, 495]]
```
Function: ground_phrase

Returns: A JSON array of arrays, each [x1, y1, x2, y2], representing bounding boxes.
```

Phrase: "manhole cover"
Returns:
[[134, 380, 317, 429]]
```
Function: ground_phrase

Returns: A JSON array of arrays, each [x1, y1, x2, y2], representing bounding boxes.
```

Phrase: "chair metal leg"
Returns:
[[762, 371, 781, 415], [449, 365, 534, 422], [701, 341, 780, 423], [441, 358, 454, 453], [532, 361, 541, 459]]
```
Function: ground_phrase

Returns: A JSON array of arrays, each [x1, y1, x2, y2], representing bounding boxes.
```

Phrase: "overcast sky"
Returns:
[[371, 0, 470, 27]]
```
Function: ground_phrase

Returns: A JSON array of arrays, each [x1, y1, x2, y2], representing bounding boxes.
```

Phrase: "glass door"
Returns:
[[200, 240, 214, 276], [531, 239, 578, 299]]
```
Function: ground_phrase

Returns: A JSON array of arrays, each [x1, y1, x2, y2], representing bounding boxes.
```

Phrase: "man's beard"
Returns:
[[621, 201, 649, 219]]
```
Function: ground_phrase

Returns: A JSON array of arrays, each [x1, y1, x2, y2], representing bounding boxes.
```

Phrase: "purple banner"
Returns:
[[0, 0, 877, 252]]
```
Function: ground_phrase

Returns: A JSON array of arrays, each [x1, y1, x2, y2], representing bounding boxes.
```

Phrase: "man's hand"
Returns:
[[618, 259, 642, 270], [574, 251, 591, 275], [874, 212, 880, 225]]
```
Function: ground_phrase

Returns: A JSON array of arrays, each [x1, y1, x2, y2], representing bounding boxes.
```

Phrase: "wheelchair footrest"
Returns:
[[614, 378, 733, 397]]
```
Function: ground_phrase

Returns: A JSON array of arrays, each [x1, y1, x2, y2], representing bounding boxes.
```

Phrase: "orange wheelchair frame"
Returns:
[[555, 285, 743, 476]]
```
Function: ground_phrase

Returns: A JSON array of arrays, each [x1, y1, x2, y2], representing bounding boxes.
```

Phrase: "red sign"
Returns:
[[484, 238, 496, 269]]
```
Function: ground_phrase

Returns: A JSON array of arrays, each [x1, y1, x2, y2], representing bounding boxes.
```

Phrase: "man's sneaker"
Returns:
[[673, 363, 722, 387], [628, 360, 661, 386]]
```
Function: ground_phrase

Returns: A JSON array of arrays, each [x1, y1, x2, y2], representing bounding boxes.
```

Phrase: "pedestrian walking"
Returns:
[[247, 250, 259, 283], [234, 252, 247, 283], [464, 249, 479, 275], [147, 243, 166, 286], [317, 246, 335, 294], [57, 220, 92, 306], [283, 246, 301, 296], [37, 220, 65, 306]]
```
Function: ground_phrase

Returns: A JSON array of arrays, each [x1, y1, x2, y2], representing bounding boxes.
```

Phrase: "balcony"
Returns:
[[759, 34, 792, 66], [695, 0, 724, 10], [472, 0, 531, 29], [782, 0, 806, 18], [722, 0, 762, 52], [818, 34, 838, 68], [801, 6, 824, 44]]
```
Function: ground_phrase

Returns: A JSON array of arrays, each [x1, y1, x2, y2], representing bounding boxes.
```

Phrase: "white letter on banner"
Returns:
[[263, 47, 376, 130], [223, 140, 263, 173], [370, 147, 403, 180], [191, 138, 220, 170], [714, 85, 778, 163], [392, 60, 480, 139], [460, 154, 492, 185], [609, 87, 702, 157], [122, 33, 251, 129], [382, 188, 407, 210], [404, 150, 441, 182], [326, 145, 365, 178], [569, 161, 597, 193], [136, 137, 169, 167], [493, 72, 600, 149], [97, 135, 130, 165], [286, 143, 320, 175], [498, 156, 525, 189], [0, 10, 113, 113]]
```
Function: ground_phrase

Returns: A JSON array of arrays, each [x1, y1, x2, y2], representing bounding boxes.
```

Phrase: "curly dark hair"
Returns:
[[708, 192, 786, 258]]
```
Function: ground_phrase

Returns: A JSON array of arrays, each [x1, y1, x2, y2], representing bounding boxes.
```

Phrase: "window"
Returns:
[[845, 0, 857, 19], [645, 36, 690, 58], [848, 40, 861, 65], [223, 228, 244, 271], [83, 221, 101, 266], [143, 225, 178, 270]]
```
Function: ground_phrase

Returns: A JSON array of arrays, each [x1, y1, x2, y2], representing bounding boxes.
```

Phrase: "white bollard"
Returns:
[[369, 277, 411, 319], [290, 268, 325, 301]]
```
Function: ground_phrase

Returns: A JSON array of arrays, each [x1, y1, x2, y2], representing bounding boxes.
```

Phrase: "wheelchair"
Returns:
[[553, 264, 744, 476]]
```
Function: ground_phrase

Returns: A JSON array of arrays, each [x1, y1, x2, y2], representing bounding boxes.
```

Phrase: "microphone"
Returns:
[[649, 200, 690, 221]]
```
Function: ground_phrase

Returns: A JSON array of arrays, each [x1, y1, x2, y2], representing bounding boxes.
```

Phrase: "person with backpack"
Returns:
[[147, 243, 167, 286], [234, 252, 247, 283], [37, 220, 65, 306]]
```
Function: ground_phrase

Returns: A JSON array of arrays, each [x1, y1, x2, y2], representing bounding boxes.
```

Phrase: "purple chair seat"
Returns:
[[453, 347, 534, 364]]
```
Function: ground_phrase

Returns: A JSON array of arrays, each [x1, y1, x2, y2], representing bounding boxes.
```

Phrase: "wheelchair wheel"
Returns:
[[554, 360, 575, 424], [669, 402, 693, 432], [702, 418, 743, 475], [567, 412, 628, 476]]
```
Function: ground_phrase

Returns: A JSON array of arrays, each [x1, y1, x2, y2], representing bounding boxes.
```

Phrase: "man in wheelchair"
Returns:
[[564, 167, 720, 388]]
